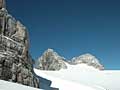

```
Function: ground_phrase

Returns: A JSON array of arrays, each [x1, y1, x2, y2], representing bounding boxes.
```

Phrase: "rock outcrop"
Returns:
[[0, 0, 6, 9], [71, 53, 104, 70], [36, 49, 104, 71], [0, 1, 39, 88], [35, 49, 67, 70]]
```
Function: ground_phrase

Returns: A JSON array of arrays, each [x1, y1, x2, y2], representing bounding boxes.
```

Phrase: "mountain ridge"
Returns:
[[35, 48, 104, 70]]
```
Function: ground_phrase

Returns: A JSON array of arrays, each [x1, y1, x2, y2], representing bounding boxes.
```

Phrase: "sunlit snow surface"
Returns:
[[0, 80, 41, 90], [34, 63, 120, 90], [1, 63, 119, 90]]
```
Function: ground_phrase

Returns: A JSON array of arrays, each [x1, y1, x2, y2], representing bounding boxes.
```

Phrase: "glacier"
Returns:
[[34, 62, 120, 90]]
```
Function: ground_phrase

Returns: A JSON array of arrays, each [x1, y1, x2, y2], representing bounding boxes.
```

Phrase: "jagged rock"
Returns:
[[0, 1, 39, 88], [35, 49, 67, 71], [71, 53, 104, 70], [36, 49, 104, 71]]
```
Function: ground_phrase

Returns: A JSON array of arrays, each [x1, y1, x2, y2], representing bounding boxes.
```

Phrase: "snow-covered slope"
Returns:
[[34, 70, 105, 90], [34, 62, 120, 90], [34, 49, 119, 90], [34, 62, 110, 90], [0, 80, 42, 90]]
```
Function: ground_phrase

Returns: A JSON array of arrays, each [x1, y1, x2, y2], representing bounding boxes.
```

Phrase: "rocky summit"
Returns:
[[71, 53, 104, 70], [0, 0, 39, 88], [35, 49, 67, 70], [36, 49, 104, 71]]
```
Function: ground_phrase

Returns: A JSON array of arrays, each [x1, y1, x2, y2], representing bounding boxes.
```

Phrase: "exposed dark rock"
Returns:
[[0, 2, 39, 88]]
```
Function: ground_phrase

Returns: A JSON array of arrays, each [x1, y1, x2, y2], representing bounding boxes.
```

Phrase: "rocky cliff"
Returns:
[[35, 49, 67, 70], [0, 1, 39, 88]]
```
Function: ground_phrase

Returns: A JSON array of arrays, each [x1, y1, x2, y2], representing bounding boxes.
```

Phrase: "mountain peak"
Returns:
[[35, 49, 104, 71], [35, 49, 67, 70], [81, 53, 95, 57], [71, 53, 104, 70], [46, 48, 54, 52]]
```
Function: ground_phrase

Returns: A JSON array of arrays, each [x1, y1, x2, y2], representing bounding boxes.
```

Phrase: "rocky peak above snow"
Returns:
[[71, 53, 104, 70], [72, 53, 99, 62], [35, 49, 104, 71], [46, 48, 54, 52], [35, 48, 67, 70], [43, 48, 66, 60]]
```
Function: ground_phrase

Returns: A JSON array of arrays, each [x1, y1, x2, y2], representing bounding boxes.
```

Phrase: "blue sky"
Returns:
[[7, 0, 120, 70]]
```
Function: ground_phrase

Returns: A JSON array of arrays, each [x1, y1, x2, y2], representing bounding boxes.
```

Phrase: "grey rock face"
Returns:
[[0, 8, 39, 88], [71, 53, 104, 70], [36, 49, 104, 71], [35, 49, 67, 71], [0, 0, 6, 9]]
